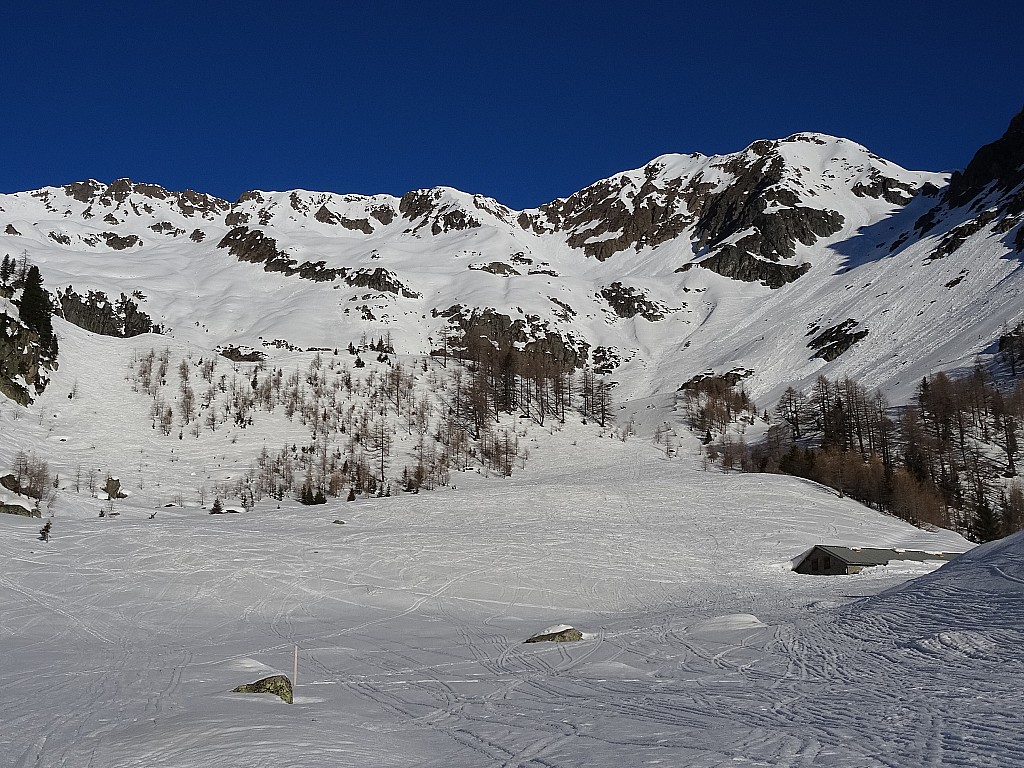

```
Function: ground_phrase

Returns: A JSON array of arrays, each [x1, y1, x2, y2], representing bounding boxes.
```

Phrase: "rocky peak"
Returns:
[[398, 187, 493, 235], [61, 178, 230, 218], [913, 108, 1024, 254], [944, 106, 1024, 210], [63, 179, 106, 203], [521, 133, 928, 271]]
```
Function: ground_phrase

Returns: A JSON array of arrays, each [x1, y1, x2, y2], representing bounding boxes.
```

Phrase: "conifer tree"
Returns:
[[19, 265, 57, 355]]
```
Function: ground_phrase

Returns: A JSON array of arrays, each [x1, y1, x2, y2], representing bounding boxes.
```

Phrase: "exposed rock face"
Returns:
[[314, 204, 375, 233], [927, 210, 999, 260], [0, 307, 55, 405], [807, 319, 869, 361], [102, 232, 142, 250], [369, 206, 396, 225], [344, 268, 420, 298], [218, 345, 266, 363], [57, 288, 159, 337], [851, 169, 919, 205], [444, 306, 589, 370], [688, 152, 845, 264], [599, 282, 666, 320], [232, 674, 293, 704], [679, 246, 811, 288], [521, 166, 694, 260], [469, 261, 520, 277], [679, 368, 754, 392], [913, 107, 1024, 259], [64, 179, 105, 203], [149, 222, 186, 237], [945, 107, 1024, 210], [217, 226, 346, 282], [521, 136, 857, 273], [0, 475, 41, 516], [62, 178, 230, 219], [399, 188, 486, 235]]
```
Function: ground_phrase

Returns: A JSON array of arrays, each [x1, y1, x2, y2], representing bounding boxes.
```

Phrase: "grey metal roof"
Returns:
[[814, 545, 962, 566]]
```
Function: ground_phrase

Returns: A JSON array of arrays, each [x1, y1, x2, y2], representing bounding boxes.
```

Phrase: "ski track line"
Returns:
[[0, 572, 118, 647]]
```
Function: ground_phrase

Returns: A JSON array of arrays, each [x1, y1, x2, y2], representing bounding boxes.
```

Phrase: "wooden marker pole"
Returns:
[[293, 645, 299, 691]]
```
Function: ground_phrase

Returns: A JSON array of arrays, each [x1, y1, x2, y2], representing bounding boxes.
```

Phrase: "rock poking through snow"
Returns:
[[525, 624, 584, 643], [232, 674, 294, 704]]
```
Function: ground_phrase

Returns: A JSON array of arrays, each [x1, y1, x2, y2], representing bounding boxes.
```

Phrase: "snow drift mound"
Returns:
[[853, 531, 1024, 631]]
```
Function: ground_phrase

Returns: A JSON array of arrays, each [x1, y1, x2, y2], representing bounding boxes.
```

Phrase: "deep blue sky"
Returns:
[[1, 1, 1020, 209]]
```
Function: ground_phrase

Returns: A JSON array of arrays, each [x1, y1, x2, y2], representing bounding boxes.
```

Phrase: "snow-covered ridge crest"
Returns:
[[3, 114, 1023, 409]]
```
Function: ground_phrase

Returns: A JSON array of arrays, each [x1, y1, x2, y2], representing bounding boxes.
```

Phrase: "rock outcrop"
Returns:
[[913, 106, 1024, 260], [679, 246, 811, 288], [443, 307, 590, 370], [0, 305, 56, 405], [57, 288, 159, 337], [232, 674, 294, 704], [807, 319, 869, 361], [599, 282, 667, 320]]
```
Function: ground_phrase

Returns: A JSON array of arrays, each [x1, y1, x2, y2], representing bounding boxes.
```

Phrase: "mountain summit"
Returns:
[[2, 111, 1023, 407]]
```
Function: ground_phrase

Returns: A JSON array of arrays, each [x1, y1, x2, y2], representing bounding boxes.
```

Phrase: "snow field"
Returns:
[[4, 395, 1006, 766]]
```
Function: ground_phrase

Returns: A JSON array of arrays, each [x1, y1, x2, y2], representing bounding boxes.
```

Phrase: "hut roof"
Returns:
[[810, 545, 962, 567]]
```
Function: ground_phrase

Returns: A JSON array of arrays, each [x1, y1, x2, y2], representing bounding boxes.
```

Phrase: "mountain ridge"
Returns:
[[2, 114, 1022, 409]]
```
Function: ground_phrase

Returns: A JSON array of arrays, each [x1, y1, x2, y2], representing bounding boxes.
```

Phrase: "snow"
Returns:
[[2, 131, 1024, 765], [5, 336, 1012, 765], [0, 133, 956, 414], [534, 623, 576, 636]]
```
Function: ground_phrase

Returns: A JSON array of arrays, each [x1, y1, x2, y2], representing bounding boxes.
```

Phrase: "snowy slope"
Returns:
[[2, 108, 1024, 767], [3, 429, 997, 768], [2, 125, 988, 410]]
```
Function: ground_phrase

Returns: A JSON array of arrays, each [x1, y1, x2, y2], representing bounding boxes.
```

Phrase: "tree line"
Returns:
[[127, 333, 618, 508], [692, 363, 1024, 542], [739, 368, 1024, 541]]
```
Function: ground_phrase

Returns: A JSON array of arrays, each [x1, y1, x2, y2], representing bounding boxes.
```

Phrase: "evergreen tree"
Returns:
[[19, 265, 56, 355], [973, 491, 1002, 542], [210, 497, 224, 514]]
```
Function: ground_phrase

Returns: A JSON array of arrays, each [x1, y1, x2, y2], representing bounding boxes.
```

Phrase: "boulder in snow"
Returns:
[[232, 674, 293, 704], [525, 624, 583, 643]]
